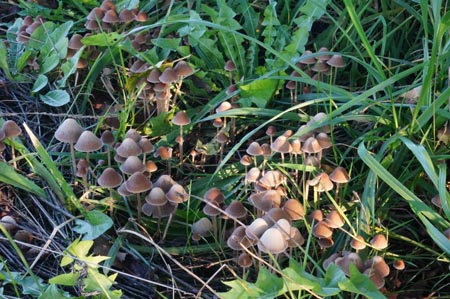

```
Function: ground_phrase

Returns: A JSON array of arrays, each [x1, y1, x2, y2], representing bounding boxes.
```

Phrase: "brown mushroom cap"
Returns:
[[159, 67, 178, 83], [298, 50, 316, 65], [125, 129, 142, 143], [246, 141, 263, 156], [350, 235, 366, 250], [245, 217, 269, 240], [68, 34, 84, 50], [259, 170, 285, 187], [216, 101, 232, 113], [257, 227, 288, 254], [101, 130, 115, 145], [125, 172, 152, 193], [98, 167, 123, 188], [302, 136, 322, 154], [225, 200, 247, 219], [174, 61, 194, 77], [237, 252, 252, 268], [370, 234, 388, 250], [116, 138, 142, 157], [54, 118, 83, 144], [324, 210, 345, 228], [153, 175, 175, 193], [102, 9, 120, 23], [172, 111, 191, 126], [3, 120, 22, 138], [271, 135, 292, 154], [119, 9, 135, 23], [365, 256, 390, 277], [120, 156, 146, 174], [74, 131, 103, 152], [316, 132, 332, 149], [227, 226, 252, 250], [282, 199, 305, 221], [204, 187, 225, 204], [224, 60, 236, 71], [287, 227, 305, 248], [192, 217, 213, 237], [166, 183, 189, 204], [393, 259, 405, 270], [329, 166, 350, 184], [203, 198, 221, 216], [313, 220, 333, 238], [327, 54, 345, 68], [1, 215, 17, 233], [145, 187, 167, 206]]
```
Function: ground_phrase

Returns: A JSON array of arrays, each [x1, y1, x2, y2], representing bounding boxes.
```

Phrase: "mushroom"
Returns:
[[329, 166, 350, 201], [74, 130, 103, 169], [145, 187, 168, 234], [257, 227, 288, 255], [370, 234, 388, 250], [97, 167, 123, 215], [54, 118, 83, 177], [172, 111, 191, 162], [282, 199, 305, 221], [224, 200, 247, 230], [125, 172, 152, 222], [120, 156, 146, 175], [191, 217, 213, 241], [350, 235, 366, 251], [116, 138, 142, 158]]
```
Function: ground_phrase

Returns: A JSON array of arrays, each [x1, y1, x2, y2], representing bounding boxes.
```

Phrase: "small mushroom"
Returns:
[[98, 167, 123, 215], [54, 118, 84, 177], [172, 111, 191, 162]]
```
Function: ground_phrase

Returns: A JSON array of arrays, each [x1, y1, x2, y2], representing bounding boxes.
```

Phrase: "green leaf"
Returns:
[[151, 37, 181, 51], [39, 52, 60, 74], [39, 284, 74, 299], [116, 0, 139, 11], [219, 279, 263, 299], [338, 264, 386, 299], [254, 267, 283, 297], [81, 32, 123, 47], [0, 40, 11, 79], [39, 90, 70, 107], [32, 74, 48, 93], [0, 161, 46, 198], [21, 276, 45, 297], [67, 239, 94, 259], [49, 272, 80, 286], [57, 47, 85, 88], [240, 78, 277, 108], [73, 210, 113, 240], [316, 264, 346, 296], [419, 214, 450, 256]]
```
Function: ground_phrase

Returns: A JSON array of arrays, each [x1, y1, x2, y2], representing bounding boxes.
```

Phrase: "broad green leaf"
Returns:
[[400, 137, 438, 185], [84, 269, 118, 294], [0, 161, 46, 198], [419, 214, 450, 256], [57, 47, 85, 88], [39, 90, 70, 107], [32, 74, 48, 93], [21, 276, 45, 297], [49, 272, 80, 286], [219, 279, 264, 299], [254, 267, 283, 297], [316, 264, 346, 296], [81, 32, 123, 47], [67, 239, 94, 259], [151, 37, 181, 51], [240, 78, 277, 108], [39, 284, 74, 299], [145, 111, 174, 137], [338, 264, 386, 299], [116, 0, 139, 11], [73, 210, 113, 240], [39, 52, 60, 74]]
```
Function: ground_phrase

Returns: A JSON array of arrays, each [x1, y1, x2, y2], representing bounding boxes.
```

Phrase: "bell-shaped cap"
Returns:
[[55, 118, 83, 143], [172, 111, 191, 126], [98, 167, 123, 188], [120, 155, 145, 174], [145, 187, 167, 206], [257, 227, 288, 254], [174, 61, 194, 77], [282, 199, 305, 221], [125, 172, 152, 193], [166, 183, 189, 204], [153, 174, 175, 193], [116, 138, 142, 157], [74, 131, 103, 152]]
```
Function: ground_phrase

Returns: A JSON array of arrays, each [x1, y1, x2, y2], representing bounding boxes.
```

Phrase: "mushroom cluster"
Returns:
[[15, 15, 44, 44]]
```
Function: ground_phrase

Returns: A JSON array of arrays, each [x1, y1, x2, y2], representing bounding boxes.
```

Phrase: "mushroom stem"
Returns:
[[162, 211, 174, 241], [136, 193, 142, 222], [179, 126, 184, 163], [108, 188, 114, 217]]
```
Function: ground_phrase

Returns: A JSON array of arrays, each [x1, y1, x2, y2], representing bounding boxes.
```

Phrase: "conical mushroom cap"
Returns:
[[101, 130, 115, 145], [287, 227, 305, 248], [271, 135, 292, 154], [329, 166, 350, 184], [282, 199, 305, 220], [324, 210, 345, 228], [224, 60, 236, 71], [3, 120, 21, 138], [227, 226, 252, 250], [245, 217, 269, 240], [237, 252, 252, 268], [246, 141, 263, 156], [116, 138, 142, 157], [55, 118, 83, 143], [257, 227, 288, 254], [259, 170, 285, 187], [204, 187, 225, 204], [139, 137, 154, 154], [313, 220, 333, 238], [350, 235, 366, 250], [248, 192, 272, 212], [102, 9, 120, 23], [125, 172, 152, 193], [120, 156, 145, 174], [192, 217, 212, 237], [145, 187, 167, 206], [262, 208, 289, 226], [370, 234, 388, 250], [98, 167, 123, 188], [203, 198, 221, 216], [74, 131, 103, 152], [125, 128, 141, 142], [68, 34, 83, 50], [302, 136, 322, 154], [174, 61, 194, 77], [159, 68, 178, 83], [216, 101, 232, 113], [365, 256, 390, 277], [166, 183, 189, 204], [225, 200, 247, 219], [327, 54, 345, 68], [147, 69, 161, 83], [298, 50, 316, 65], [153, 174, 175, 193], [153, 146, 172, 160], [119, 8, 135, 23], [172, 111, 191, 126], [246, 167, 261, 183], [316, 132, 332, 149]]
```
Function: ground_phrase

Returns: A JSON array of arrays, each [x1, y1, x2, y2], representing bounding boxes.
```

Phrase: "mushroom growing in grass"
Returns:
[[370, 234, 388, 250], [125, 172, 152, 222], [54, 118, 83, 177], [172, 111, 191, 163], [224, 200, 247, 230], [74, 130, 103, 168], [145, 187, 168, 234], [97, 167, 123, 215], [257, 227, 288, 258], [329, 166, 350, 201], [164, 183, 189, 239], [191, 217, 213, 241]]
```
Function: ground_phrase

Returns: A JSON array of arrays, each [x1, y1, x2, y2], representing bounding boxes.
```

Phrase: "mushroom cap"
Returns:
[[174, 61, 194, 77], [152, 202, 177, 219], [350, 235, 366, 250], [153, 175, 175, 193], [274, 218, 292, 239], [308, 172, 334, 192], [240, 154, 252, 166], [257, 227, 288, 254], [393, 259, 405, 271], [291, 139, 302, 154], [153, 146, 172, 160], [271, 135, 292, 154], [125, 128, 141, 142], [287, 227, 305, 248], [298, 50, 316, 65], [316, 132, 332, 149], [145, 187, 167, 206], [329, 166, 350, 184], [262, 189, 282, 208], [117, 182, 132, 196], [246, 167, 261, 183], [317, 237, 334, 248], [192, 217, 212, 237], [203, 198, 221, 216], [311, 61, 330, 73], [204, 187, 225, 204], [74, 131, 103, 152], [216, 132, 228, 144], [145, 160, 158, 173], [138, 138, 154, 154], [323, 252, 341, 270], [146, 69, 161, 83], [216, 101, 232, 113], [237, 252, 252, 268], [87, 7, 105, 21], [335, 252, 364, 276], [1, 215, 17, 233], [159, 67, 178, 83], [266, 126, 277, 137], [68, 34, 84, 50], [116, 138, 142, 157], [259, 170, 285, 187], [248, 192, 272, 212], [125, 172, 152, 193], [120, 155, 146, 174], [101, 130, 115, 145], [135, 10, 148, 22], [324, 210, 345, 228], [166, 183, 189, 204], [55, 118, 83, 143], [365, 256, 390, 277], [224, 60, 236, 71], [282, 199, 305, 221], [98, 167, 123, 188], [172, 111, 191, 126], [262, 207, 289, 226], [227, 226, 252, 250], [3, 120, 21, 138], [245, 217, 269, 240], [302, 136, 322, 154], [317, 47, 332, 61], [246, 141, 263, 156], [102, 9, 120, 23], [313, 220, 333, 238], [327, 54, 345, 68], [100, 0, 116, 10], [307, 209, 323, 224], [119, 8, 135, 23], [370, 234, 388, 250], [224, 200, 247, 219], [364, 268, 385, 289]]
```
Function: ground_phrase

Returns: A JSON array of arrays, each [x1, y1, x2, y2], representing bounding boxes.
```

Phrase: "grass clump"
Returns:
[[0, 0, 450, 298]]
